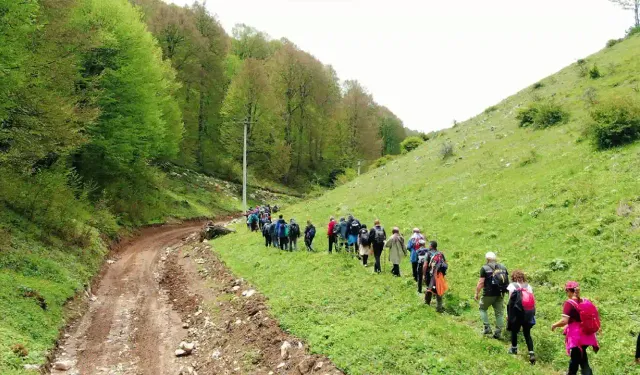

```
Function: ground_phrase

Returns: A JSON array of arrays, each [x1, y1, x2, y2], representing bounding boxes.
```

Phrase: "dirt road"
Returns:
[[51, 222, 342, 375]]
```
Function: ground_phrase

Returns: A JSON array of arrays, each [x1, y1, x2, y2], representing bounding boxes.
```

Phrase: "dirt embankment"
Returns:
[[49, 221, 342, 375]]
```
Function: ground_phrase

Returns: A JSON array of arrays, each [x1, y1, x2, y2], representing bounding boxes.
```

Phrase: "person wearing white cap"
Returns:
[[474, 251, 509, 339]]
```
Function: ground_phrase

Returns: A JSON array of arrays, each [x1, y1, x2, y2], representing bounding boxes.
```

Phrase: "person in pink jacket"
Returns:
[[551, 281, 599, 375]]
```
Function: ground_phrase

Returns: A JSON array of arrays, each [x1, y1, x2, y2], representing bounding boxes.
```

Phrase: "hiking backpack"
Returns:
[[332, 222, 341, 235], [290, 223, 300, 237], [519, 288, 536, 311], [568, 299, 601, 335], [284, 224, 290, 237], [360, 231, 370, 246], [485, 264, 509, 293], [373, 227, 385, 243], [350, 220, 360, 232], [308, 226, 316, 237], [412, 238, 422, 251]]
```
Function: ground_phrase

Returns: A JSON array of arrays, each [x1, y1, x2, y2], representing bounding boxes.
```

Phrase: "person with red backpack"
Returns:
[[506, 270, 536, 364], [551, 281, 600, 375], [424, 241, 447, 313], [407, 228, 425, 282]]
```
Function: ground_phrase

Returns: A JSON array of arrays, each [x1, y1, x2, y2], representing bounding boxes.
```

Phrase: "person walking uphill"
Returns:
[[276, 215, 288, 251], [338, 217, 349, 252], [506, 270, 536, 364], [347, 215, 361, 255], [288, 219, 301, 251], [475, 252, 509, 339], [369, 220, 387, 273], [552, 281, 600, 375], [407, 228, 425, 281], [385, 227, 406, 277], [358, 224, 371, 266], [327, 217, 338, 253], [304, 220, 316, 251], [424, 241, 447, 312], [262, 220, 272, 247]]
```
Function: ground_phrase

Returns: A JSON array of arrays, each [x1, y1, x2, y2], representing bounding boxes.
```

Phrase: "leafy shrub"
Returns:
[[484, 105, 499, 114], [400, 136, 423, 154], [626, 25, 640, 37], [440, 142, 454, 159], [419, 133, 431, 141], [532, 81, 544, 90], [334, 168, 357, 186], [576, 59, 588, 77], [606, 38, 623, 48], [516, 101, 570, 129], [587, 97, 640, 149], [373, 155, 395, 168], [548, 258, 569, 272], [589, 64, 601, 79]]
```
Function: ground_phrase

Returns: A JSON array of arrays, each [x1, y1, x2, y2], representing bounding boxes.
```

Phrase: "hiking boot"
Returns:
[[482, 326, 492, 335], [493, 330, 502, 340], [508, 347, 517, 355], [529, 351, 536, 365]]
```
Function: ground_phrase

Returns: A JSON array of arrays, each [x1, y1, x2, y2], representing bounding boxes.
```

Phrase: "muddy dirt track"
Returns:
[[50, 221, 342, 375]]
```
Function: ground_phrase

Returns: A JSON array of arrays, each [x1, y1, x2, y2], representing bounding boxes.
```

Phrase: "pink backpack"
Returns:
[[568, 299, 601, 335], [519, 288, 536, 311]]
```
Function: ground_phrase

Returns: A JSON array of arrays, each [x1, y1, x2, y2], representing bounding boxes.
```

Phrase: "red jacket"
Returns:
[[327, 220, 336, 236]]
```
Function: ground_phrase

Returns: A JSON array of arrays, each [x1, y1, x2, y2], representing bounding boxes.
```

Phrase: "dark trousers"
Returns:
[[362, 254, 368, 266], [411, 262, 418, 281], [636, 333, 640, 359], [305, 236, 314, 251], [328, 235, 336, 253], [568, 346, 592, 375], [510, 322, 534, 352], [279, 237, 288, 250], [425, 291, 443, 312], [391, 264, 400, 277], [417, 262, 424, 293], [265, 236, 271, 247], [373, 243, 384, 273]]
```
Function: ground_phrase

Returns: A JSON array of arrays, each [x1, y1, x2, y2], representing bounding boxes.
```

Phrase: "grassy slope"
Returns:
[[213, 36, 640, 374], [0, 165, 301, 374]]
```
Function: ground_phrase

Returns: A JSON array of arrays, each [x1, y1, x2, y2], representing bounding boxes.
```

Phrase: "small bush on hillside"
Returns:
[[400, 136, 423, 154], [606, 38, 623, 48], [334, 168, 357, 186], [582, 87, 598, 106], [484, 105, 499, 114], [587, 97, 640, 149], [373, 155, 395, 168], [626, 25, 640, 37], [548, 258, 569, 271], [440, 142, 454, 159], [419, 133, 431, 141], [577, 59, 588, 77], [532, 81, 544, 90], [589, 64, 601, 79], [516, 101, 570, 129]]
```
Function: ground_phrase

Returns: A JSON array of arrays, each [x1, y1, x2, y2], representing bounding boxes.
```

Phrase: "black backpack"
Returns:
[[290, 223, 300, 237], [373, 227, 385, 244], [332, 222, 341, 235], [360, 230, 370, 246], [484, 264, 509, 293]]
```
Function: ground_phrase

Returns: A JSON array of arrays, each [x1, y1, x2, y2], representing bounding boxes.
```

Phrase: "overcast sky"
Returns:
[[165, 0, 631, 132]]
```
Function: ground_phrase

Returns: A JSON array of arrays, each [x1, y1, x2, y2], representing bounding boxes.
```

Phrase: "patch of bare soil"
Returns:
[[49, 221, 342, 375]]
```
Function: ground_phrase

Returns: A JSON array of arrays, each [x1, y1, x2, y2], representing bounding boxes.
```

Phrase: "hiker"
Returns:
[[407, 228, 426, 281], [304, 220, 316, 251], [358, 224, 371, 266], [506, 270, 536, 364], [636, 333, 640, 365], [385, 227, 406, 277], [551, 281, 600, 375], [262, 220, 272, 247], [415, 239, 429, 293], [269, 217, 279, 248], [347, 215, 361, 254], [338, 217, 348, 252], [276, 215, 288, 250], [369, 220, 387, 273], [289, 219, 301, 251], [475, 252, 509, 339], [250, 211, 259, 232], [424, 241, 447, 313], [327, 216, 338, 253]]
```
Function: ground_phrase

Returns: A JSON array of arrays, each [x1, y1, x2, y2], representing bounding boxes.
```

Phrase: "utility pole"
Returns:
[[357, 160, 362, 176], [242, 120, 248, 213]]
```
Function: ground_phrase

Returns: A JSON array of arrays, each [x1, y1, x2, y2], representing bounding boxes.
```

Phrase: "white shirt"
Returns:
[[507, 282, 533, 298]]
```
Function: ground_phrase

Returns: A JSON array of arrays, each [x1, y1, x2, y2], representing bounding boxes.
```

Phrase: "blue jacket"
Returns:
[[339, 221, 348, 238], [277, 219, 287, 237]]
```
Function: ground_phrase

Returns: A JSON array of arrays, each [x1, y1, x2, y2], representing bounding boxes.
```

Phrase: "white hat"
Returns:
[[485, 252, 497, 260], [418, 239, 426, 245]]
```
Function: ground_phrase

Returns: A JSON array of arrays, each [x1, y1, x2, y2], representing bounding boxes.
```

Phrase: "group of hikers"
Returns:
[[242, 209, 640, 373], [245, 205, 317, 251]]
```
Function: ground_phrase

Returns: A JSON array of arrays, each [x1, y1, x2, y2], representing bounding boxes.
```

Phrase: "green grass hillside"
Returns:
[[213, 36, 640, 374]]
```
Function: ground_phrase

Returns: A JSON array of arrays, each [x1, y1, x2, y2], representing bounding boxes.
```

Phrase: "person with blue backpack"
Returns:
[[275, 215, 288, 250], [506, 270, 536, 364]]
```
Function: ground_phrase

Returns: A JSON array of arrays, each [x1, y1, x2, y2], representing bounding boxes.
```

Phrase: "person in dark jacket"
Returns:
[[288, 218, 301, 251], [338, 217, 348, 251], [369, 220, 387, 273], [358, 224, 371, 266], [276, 215, 288, 250], [269, 219, 278, 248], [635, 332, 639, 364], [424, 241, 446, 312], [304, 220, 316, 251], [262, 220, 272, 247], [347, 215, 361, 254]]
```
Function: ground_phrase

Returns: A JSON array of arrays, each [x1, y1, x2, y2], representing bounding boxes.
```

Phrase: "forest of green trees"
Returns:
[[0, 0, 408, 230]]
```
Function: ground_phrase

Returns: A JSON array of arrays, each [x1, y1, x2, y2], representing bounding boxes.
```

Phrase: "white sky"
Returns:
[[165, 0, 631, 132]]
